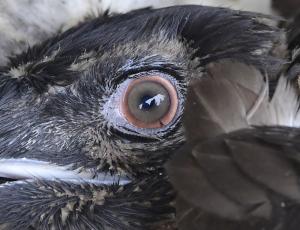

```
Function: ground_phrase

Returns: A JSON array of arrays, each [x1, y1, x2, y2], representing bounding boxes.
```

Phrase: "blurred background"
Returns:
[[1, 0, 299, 66], [106, 0, 300, 18]]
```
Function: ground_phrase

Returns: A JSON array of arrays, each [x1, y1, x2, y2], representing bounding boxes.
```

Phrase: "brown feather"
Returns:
[[166, 61, 300, 230]]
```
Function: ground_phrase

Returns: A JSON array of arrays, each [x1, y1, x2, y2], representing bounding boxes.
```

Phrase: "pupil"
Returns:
[[139, 93, 165, 111], [139, 95, 155, 110]]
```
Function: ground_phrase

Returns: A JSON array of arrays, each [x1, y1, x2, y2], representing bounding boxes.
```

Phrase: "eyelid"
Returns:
[[115, 62, 184, 85]]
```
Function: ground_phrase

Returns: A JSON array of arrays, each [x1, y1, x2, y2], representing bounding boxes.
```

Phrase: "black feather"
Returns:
[[0, 176, 174, 230]]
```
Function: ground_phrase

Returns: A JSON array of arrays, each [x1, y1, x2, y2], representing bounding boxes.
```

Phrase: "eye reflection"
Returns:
[[120, 75, 178, 129], [139, 94, 165, 110]]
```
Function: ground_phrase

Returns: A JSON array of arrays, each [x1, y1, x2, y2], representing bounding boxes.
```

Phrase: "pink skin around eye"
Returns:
[[120, 75, 178, 129]]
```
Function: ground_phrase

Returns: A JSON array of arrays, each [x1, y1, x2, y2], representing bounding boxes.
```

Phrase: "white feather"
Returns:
[[0, 158, 130, 185], [270, 76, 300, 127]]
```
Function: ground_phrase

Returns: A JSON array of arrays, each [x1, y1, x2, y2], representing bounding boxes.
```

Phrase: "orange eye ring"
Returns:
[[120, 75, 178, 129]]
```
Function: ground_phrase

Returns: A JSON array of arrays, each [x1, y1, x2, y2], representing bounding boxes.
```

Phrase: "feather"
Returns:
[[0, 158, 130, 185], [0, 176, 174, 230], [184, 61, 300, 144], [193, 139, 272, 218], [166, 61, 300, 230], [167, 145, 248, 221], [226, 137, 300, 201], [184, 61, 267, 144]]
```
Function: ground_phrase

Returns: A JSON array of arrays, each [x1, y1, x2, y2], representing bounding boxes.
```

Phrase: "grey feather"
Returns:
[[166, 61, 300, 230], [184, 61, 300, 144], [184, 61, 267, 143]]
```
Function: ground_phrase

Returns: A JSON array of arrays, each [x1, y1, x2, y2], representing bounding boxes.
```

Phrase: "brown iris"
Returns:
[[120, 75, 178, 128]]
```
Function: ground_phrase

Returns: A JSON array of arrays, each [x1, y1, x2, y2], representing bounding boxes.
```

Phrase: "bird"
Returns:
[[0, 4, 287, 230]]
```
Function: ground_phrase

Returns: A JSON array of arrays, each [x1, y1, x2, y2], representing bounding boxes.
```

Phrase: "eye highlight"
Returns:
[[120, 75, 178, 128]]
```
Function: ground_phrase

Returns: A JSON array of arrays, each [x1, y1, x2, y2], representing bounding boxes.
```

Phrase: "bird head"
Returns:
[[0, 5, 285, 229], [0, 5, 284, 179]]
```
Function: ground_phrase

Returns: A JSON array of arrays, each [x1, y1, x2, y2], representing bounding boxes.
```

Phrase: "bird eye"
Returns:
[[120, 75, 178, 128]]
